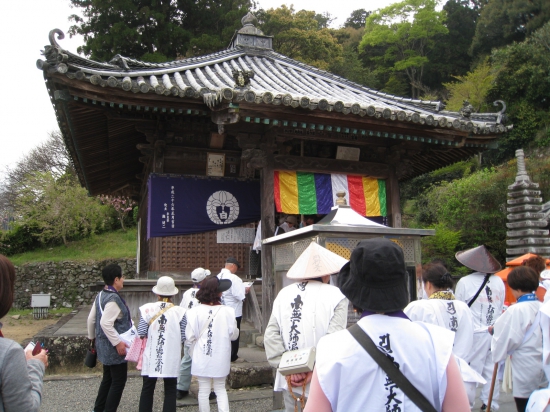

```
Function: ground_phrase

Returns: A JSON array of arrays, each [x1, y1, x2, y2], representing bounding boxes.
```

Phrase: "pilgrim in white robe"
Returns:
[[179, 287, 200, 311], [139, 302, 186, 378], [540, 300, 550, 381], [185, 304, 238, 378], [316, 315, 454, 412], [405, 297, 483, 405], [456, 272, 505, 407], [265, 280, 347, 397], [492, 299, 547, 398]]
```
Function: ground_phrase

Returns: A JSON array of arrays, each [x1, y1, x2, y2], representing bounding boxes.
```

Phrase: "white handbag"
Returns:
[[278, 347, 316, 376], [98, 291, 137, 346]]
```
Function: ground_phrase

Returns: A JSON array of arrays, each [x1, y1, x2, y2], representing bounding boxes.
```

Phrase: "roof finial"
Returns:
[[335, 191, 348, 206], [241, 12, 258, 27]]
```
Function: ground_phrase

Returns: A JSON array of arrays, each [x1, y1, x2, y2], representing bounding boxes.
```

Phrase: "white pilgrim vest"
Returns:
[[272, 280, 346, 395], [492, 300, 547, 398], [316, 315, 453, 412], [185, 304, 238, 378], [455, 273, 505, 331], [217, 269, 245, 317], [541, 300, 550, 381], [139, 302, 185, 378], [405, 298, 474, 362], [180, 287, 200, 312]]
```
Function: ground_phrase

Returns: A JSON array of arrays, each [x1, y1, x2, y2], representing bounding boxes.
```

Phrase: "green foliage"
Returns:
[[470, 0, 550, 57], [483, 22, 550, 163], [443, 60, 494, 111], [0, 224, 43, 256], [344, 9, 370, 29], [423, 0, 479, 92], [256, 6, 343, 70], [15, 172, 110, 246], [421, 224, 462, 265], [68, 0, 253, 61], [7, 229, 137, 266], [360, 0, 448, 98]]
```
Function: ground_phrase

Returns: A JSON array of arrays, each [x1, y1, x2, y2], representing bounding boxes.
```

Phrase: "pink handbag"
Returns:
[[125, 337, 146, 363]]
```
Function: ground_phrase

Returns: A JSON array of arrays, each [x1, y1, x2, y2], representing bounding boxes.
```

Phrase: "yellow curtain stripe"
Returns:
[[278, 171, 299, 214], [363, 177, 381, 216]]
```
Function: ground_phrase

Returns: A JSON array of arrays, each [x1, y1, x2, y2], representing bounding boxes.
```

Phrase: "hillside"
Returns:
[[7, 228, 137, 266]]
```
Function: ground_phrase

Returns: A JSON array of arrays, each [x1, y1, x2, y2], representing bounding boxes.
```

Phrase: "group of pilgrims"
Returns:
[[86, 240, 550, 412], [263, 240, 550, 412], [87, 258, 246, 412]]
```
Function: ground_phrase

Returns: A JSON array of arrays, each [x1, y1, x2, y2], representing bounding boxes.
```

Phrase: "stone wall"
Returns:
[[13, 259, 137, 309]]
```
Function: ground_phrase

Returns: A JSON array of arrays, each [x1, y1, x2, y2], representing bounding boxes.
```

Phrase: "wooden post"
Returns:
[[148, 137, 165, 276], [260, 155, 275, 329], [387, 166, 401, 228]]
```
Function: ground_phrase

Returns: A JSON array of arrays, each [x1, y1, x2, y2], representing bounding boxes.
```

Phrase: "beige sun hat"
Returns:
[[152, 276, 179, 296], [286, 242, 349, 280]]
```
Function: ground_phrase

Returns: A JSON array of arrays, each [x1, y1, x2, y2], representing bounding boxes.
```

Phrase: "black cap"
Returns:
[[338, 238, 409, 312], [226, 257, 241, 268]]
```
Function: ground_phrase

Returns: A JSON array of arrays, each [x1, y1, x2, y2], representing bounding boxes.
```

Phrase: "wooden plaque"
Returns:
[[206, 153, 225, 176]]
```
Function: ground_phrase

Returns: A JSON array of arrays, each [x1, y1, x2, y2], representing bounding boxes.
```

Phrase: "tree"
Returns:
[[470, 0, 550, 57], [344, 9, 370, 29], [359, 0, 448, 98], [443, 60, 494, 112], [100, 195, 137, 231], [15, 172, 109, 246], [0, 131, 75, 214], [423, 0, 479, 92], [256, 6, 343, 70], [483, 21, 550, 163], [68, 0, 253, 61]]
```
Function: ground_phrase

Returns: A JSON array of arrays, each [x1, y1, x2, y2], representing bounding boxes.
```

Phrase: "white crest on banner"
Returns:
[[206, 191, 240, 224]]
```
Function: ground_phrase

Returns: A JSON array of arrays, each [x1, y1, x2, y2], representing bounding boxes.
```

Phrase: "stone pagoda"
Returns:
[[506, 149, 550, 260]]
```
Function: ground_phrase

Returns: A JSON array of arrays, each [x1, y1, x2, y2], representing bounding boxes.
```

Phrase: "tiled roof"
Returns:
[[37, 23, 510, 136]]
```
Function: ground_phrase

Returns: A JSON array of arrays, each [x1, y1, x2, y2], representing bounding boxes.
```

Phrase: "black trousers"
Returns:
[[94, 362, 128, 412], [231, 316, 242, 362], [138, 376, 177, 412], [514, 397, 529, 412]]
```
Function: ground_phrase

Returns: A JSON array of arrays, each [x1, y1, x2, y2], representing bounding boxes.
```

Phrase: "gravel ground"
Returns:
[[40, 376, 274, 412]]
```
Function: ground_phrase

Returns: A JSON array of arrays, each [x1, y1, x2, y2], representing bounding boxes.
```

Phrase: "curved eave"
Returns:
[[38, 30, 510, 136]]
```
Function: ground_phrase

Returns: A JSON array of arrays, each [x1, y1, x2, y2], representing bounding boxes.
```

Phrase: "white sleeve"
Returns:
[[455, 278, 467, 302], [233, 276, 246, 301], [99, 301, 122, 346], [491, 309, 525, 363], [87, 301, 97, 340]]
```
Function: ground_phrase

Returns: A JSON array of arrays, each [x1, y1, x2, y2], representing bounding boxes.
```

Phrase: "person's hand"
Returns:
[[28, 349, 49, 367], [488, 326, 494, 335], [116, 341, 129, 356], [245, 287, 251, 294], [289, 372, 313, 387]]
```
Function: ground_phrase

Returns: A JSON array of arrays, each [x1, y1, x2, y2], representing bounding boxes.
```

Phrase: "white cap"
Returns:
[[152, 276, 179, 296], [191, 267, 211, 283]]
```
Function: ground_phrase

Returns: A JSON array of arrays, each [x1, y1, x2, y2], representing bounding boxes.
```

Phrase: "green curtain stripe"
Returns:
[[378, 179, 387, 217], [297, 172, 318, 214]]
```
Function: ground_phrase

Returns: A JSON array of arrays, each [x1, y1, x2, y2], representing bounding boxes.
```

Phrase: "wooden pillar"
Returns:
[[260, 154, 276, 329], [148, 139, 166, 275], [387, 166, 402, 228]]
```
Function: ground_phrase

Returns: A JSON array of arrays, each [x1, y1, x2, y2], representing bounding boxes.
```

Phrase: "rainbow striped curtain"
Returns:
[[274, 171, 387, 217]]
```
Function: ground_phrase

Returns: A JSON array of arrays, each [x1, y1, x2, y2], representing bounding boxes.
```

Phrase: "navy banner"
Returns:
[[147, 174, 260, 238]]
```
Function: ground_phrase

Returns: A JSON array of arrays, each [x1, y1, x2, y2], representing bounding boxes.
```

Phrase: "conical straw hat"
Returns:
[[286, 242, 349, 280], [455, 245, 502, 274]]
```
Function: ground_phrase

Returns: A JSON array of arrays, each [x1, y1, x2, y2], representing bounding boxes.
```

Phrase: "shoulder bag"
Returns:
[[348, 323, 438, 412]]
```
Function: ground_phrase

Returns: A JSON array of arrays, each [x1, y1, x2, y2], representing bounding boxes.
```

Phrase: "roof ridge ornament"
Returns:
[[228, 12, 273, 50], [37, 29, 69, 72]]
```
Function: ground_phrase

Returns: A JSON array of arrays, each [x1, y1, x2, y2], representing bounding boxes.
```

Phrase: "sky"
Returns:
[[0, 0, 399, 176]]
